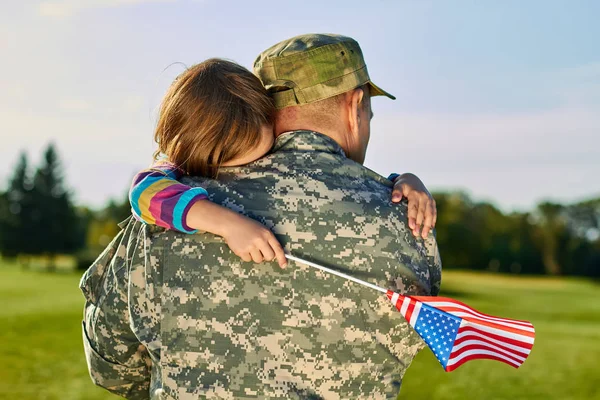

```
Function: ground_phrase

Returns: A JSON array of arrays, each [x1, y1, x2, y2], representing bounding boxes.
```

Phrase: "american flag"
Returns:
[[283, 254, 535, 372], [386, 291, 535, 371]]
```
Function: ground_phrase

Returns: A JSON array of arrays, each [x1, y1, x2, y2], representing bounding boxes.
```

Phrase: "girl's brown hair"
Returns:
[[154, 58, 274, 178]]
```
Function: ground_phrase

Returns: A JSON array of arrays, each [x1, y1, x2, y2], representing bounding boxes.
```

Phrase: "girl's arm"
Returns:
[[130, 161, 207, 233], [129, 161, 287, 268], [388, 173, 437, 239]]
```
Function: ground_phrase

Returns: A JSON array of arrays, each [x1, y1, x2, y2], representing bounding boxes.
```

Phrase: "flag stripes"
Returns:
[[386, 290, 535, 371], [454, 327, 532, 355], [422, 298, 533, 327], [451, 339, 527, 363], [446, 350, 521, 371]]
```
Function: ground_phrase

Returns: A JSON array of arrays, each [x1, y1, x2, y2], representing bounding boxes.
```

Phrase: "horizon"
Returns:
[[6, 140, 599, 214]]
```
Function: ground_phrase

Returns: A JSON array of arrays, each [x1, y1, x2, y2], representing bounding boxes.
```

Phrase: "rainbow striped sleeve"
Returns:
[[129, 161, 208, 234]]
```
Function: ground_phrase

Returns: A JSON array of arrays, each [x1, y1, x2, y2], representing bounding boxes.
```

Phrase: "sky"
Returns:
[[1, 0, 599, 211]]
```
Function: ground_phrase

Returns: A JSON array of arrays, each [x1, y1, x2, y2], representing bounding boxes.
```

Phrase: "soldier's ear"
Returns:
[[347, 87, 364, 144]]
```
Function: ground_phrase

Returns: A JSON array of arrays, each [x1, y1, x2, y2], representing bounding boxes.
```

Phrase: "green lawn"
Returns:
[[0, 261, 599, 400], [400, 272, 600, 400]]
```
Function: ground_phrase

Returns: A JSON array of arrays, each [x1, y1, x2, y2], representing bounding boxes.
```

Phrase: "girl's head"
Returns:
[[155, 58, 275, 178]]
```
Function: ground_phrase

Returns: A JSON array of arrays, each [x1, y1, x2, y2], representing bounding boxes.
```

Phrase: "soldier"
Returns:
[[81, 34, 442, 399]]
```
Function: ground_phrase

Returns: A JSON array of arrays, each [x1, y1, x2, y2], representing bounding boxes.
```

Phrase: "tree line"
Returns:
[[0, 144, 130, 270], [1, 144, 598, 277], [433, 192, 599, 277]]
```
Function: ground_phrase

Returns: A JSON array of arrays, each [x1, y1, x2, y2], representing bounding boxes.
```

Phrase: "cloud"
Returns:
[[58, 98, 91, 112], [558, 62, 600, 81], [372, 107, 599, 160], [4, 83, 27, 103], [37, 0, 176, 18], [122, 95, 145, 113], [552, 62, 600, 107], [366, 105, 600, 210]]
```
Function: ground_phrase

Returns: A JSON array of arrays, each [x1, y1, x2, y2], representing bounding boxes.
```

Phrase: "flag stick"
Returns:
[[284, 254, 388, 294]]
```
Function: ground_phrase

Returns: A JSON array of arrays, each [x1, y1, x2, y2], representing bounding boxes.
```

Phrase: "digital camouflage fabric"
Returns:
[[253, 34, 395, 109], [80, 130, 442, 399], [80, 219, 152, 399]]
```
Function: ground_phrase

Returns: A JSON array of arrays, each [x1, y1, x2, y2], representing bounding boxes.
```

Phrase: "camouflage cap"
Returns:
[[253, 33, 396, 109]]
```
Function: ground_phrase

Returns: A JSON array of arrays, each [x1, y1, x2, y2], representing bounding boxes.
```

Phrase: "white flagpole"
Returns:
[[284, 254, 388, 294]]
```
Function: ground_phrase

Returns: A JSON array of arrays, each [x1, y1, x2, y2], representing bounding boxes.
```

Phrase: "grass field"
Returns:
[[0, 261, 599, 400]]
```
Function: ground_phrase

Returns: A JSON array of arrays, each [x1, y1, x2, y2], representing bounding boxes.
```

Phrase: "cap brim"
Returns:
[[368, 81, 396, 100]]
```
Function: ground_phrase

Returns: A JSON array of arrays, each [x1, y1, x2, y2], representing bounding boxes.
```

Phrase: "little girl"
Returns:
[[129, 58, 436, 269]]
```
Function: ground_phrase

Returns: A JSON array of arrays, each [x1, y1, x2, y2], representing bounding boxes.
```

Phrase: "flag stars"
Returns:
[[413, 305, 467, 370]]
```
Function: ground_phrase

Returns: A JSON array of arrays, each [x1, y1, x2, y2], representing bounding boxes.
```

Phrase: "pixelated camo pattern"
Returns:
[[80, 130, 442, 399]]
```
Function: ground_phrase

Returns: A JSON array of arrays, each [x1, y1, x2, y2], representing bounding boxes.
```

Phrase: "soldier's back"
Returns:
[[136, 131, 441, 399]]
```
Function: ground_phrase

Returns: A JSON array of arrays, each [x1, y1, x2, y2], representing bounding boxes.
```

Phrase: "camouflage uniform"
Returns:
[[81, 130, 442, 399]]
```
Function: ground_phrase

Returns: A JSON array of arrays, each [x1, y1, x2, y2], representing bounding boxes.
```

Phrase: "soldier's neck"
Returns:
[[274, 120, 350, 156]]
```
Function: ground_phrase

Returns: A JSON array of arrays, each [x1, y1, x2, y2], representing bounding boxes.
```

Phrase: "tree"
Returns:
[[562, 199, 600, 277], [433, 191, 546, 275], [0, 190, 8, 256], [76, 194, 131, 271], [104, 196, 132, 224], [533, 202, 568, 276], [510, 212, 545, 275], [0, 152, 36, 257], [29, 144, 80, 268]]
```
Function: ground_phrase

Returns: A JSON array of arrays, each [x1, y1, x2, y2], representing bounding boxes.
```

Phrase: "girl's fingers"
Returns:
[[269, 238, 287, 268], [259, 241, 276, 264], [414, 197, 427, 236], [391, 185, 403, 203], [249, 248, 264, 264], [240, 252, 253, 263], [421, 200, 435, 238], [407, 200, 418, 230]]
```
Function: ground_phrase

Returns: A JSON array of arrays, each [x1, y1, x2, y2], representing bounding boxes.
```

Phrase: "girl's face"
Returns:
[[220, 124, 275, 167]]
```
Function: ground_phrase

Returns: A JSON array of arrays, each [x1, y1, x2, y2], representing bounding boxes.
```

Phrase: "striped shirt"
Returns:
[[129, 161, 208, 234]]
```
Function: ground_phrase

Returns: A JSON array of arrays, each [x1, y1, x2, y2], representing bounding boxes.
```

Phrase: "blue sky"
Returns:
[[1, 0, 599, 211]]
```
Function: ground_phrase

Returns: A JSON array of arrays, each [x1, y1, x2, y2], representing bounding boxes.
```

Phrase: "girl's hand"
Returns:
[[391, 173, 437, 239], [187, 200, 287, 268], [221, 214, 288, 269]]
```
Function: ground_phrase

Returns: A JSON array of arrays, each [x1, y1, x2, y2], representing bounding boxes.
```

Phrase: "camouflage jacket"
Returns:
[[80, 130, 442, 400]]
